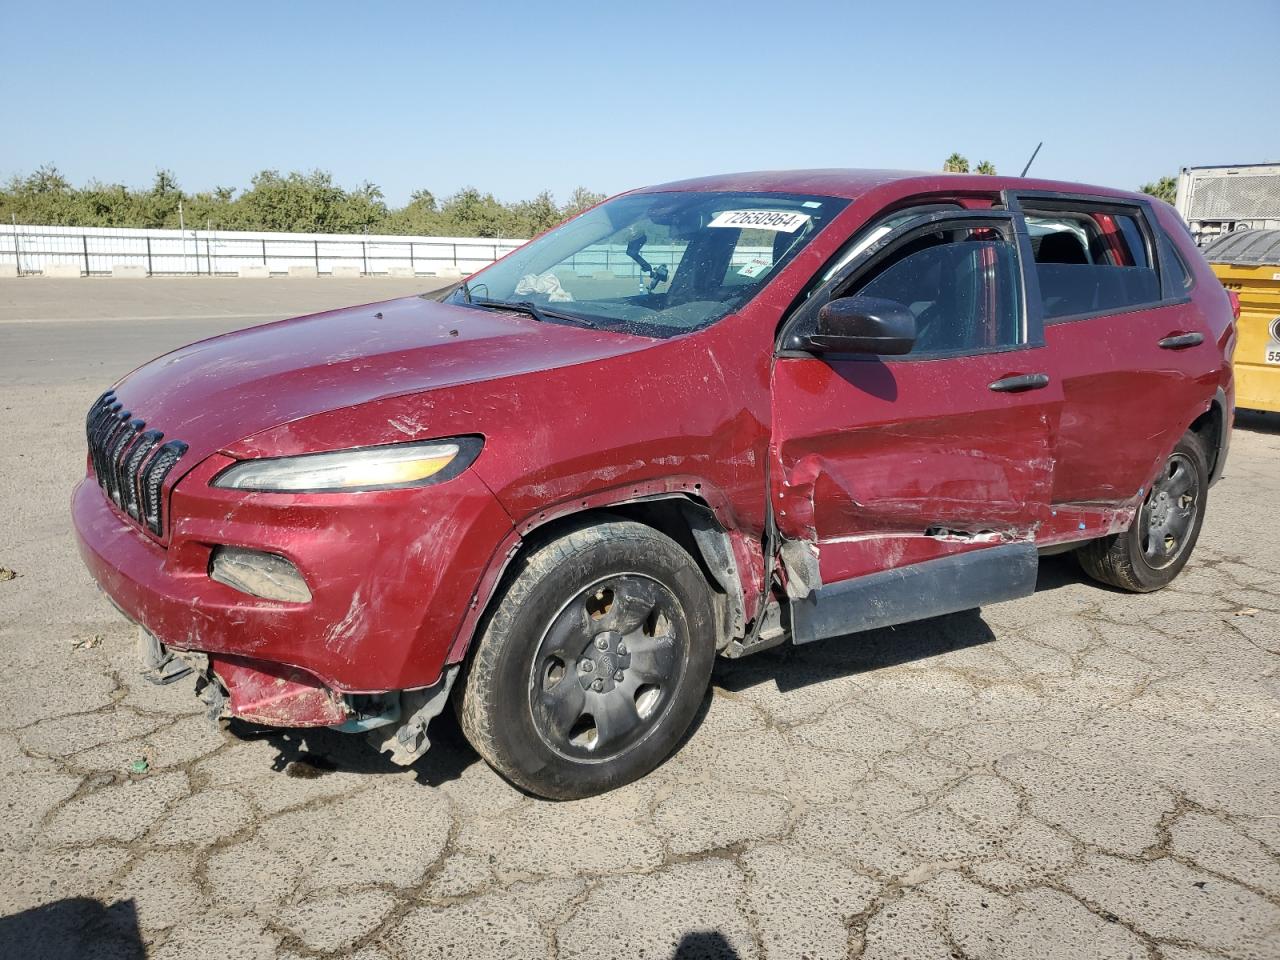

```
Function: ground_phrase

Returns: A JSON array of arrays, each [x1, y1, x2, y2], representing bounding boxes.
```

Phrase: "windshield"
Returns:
[[447, 191, 848, 338]]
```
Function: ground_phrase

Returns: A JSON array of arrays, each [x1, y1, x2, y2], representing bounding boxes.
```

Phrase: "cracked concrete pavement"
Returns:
[[1, 279, 1278, 959]]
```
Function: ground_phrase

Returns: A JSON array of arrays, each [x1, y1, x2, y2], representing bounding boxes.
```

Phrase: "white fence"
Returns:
[[0, 223, 774, 281], [0, 223, 528, 277]]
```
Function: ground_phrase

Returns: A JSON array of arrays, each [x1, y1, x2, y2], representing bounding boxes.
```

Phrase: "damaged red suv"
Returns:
[[74, 170, 1234, 799]]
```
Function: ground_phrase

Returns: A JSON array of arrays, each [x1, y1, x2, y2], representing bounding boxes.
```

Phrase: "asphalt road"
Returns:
[[2, 279, 1278, 959]]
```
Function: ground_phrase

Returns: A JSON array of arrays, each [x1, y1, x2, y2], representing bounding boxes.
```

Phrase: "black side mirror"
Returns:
[[804, 296, 917, 356]]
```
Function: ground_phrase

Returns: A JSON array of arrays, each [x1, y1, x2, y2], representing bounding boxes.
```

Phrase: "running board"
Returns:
[[790, 542, 1038, 644]]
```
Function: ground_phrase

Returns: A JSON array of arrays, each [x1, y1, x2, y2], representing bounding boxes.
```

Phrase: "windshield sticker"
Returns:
[[708, 210, 811, 233], [737, 257, 772, 278], [802, 201, 823, 208]]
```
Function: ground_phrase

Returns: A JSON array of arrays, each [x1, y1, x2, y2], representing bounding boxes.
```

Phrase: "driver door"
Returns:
[[771, 211, 1063, 591]]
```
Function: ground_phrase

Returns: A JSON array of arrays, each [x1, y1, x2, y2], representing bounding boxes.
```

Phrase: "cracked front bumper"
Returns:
[[72, 453, 514, 697]]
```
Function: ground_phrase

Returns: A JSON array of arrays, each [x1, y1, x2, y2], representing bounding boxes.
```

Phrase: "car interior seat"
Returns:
[[1037, 231, 1089, 264], [1036, 231, 1098, 318]]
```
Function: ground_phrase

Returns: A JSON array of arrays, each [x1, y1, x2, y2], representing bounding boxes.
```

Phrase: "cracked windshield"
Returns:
[[449, 191, 848, 337]]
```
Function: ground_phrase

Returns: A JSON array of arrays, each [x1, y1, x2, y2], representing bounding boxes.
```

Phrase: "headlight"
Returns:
[[212, 437, 482, 492]]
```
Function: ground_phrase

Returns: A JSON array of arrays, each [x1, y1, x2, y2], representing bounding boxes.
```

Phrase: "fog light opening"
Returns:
[[209, 546, 312, 603]]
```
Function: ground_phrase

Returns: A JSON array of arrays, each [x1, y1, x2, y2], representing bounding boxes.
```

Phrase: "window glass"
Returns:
[[840, 226, 1021, 355], [719, 228, 790, 292], [449, 191, 847, 339], [1024, 207, 1161, 320], [819, 203, 963, 284], [1116, 215, 1151, 269], [1162, 231, 1194, 290]]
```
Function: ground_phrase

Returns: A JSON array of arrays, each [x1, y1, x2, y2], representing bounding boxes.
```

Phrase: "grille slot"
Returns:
[[142, 441, 189, 534], [85, 391, 189, 537]]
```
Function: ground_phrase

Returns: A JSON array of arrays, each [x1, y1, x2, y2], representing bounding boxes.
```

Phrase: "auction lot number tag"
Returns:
[[709, 210, 811, 233]]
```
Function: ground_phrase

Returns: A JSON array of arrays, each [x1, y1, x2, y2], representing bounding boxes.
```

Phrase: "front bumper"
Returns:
[[73, 453, 513, 695]]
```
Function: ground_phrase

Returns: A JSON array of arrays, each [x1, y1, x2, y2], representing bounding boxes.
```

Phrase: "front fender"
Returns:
[[443, 481, 764, 665]]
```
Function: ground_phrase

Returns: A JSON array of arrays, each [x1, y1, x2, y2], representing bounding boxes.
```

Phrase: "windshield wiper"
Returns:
[[469, 298, 596, 329]]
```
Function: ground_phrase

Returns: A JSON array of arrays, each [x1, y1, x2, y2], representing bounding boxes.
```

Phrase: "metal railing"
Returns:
[[0, 225, 773, 280], [0, 225, 527, 277]]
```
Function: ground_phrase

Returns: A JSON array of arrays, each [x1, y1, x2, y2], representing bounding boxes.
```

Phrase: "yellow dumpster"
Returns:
[[1205, 229, 1280, 414]]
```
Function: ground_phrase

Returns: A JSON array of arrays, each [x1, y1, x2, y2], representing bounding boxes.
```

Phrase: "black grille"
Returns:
[[86, 390, 188, 536]]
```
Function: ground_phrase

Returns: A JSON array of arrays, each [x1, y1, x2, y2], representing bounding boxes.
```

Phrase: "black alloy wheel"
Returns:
[[529, 574, 688, 762]]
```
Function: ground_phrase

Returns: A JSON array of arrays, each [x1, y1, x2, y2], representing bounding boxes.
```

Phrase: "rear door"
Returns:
[[771, 210, 1063, 585], [1011, 193, 1215, 544]]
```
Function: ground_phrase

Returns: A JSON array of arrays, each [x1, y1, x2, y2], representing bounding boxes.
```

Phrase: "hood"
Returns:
[[109, 295, 651, 466]]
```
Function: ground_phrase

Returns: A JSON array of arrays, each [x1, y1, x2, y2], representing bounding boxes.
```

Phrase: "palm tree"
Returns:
[[943, 153, 970, 173], [1139, 176, 1177, 204], [975, 160, 997, 176]]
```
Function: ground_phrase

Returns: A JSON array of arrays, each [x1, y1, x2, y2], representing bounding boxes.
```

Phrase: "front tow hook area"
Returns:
[[137, 626, 195, 685]]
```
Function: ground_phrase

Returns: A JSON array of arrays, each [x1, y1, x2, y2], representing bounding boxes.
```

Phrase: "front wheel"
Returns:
[[457, 519, 716, 799], [1077, 430, 1209, 592]]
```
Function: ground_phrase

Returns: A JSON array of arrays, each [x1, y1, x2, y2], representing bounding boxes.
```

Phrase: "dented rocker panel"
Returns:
[[791, 542, 1040, 643]]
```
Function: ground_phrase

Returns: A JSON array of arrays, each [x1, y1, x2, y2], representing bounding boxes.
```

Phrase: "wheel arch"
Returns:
[[1188, 386, 1230, 486], [445, 489, 761, 667]]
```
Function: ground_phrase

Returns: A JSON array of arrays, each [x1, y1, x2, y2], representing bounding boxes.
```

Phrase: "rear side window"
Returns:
[[1024, 206, 1161, 321], [1163, 233, 1195, 291]]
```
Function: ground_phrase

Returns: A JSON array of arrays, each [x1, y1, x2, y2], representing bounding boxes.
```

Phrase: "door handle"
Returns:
[[1158, 332, 1204, 350], [989, 373, 1050, 392]]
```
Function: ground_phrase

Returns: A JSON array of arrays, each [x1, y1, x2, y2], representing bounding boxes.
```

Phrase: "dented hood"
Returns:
[[109, 295, 650, 465]]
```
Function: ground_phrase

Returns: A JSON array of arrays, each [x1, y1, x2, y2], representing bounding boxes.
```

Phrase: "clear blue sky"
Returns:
[[4, 0, 1277, 205]]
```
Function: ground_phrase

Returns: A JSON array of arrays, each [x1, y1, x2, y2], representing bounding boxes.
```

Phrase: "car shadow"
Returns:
[[672, 930, 741, 958], [830, 355, 899, 401], [1033, 550, 1102, 591], [712, 605, 999, 696], [226, 704, 479, 787], [227, 553, 1101, 792], [713, 550, 1093, 697], [0, 897, 144, 960], [1236, 409, 1280, 434]]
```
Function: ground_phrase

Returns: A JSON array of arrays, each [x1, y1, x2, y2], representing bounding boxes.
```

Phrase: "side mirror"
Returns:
[[805, 296, 917, 356]]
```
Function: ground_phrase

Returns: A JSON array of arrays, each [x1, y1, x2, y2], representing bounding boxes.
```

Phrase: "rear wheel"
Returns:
[[1077, 430, 1209, 592], [457, 519, 715, 799]]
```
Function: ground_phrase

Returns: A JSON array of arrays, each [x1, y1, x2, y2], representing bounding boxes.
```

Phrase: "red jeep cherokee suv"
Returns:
[[74, 170, 1234, 799]]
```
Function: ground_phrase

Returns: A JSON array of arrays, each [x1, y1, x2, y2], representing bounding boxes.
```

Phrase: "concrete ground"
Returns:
[[1, 278, 1278, 960]]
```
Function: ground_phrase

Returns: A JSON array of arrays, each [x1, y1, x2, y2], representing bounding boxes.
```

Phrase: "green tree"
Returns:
[[1140, 175, 1177, 204], [512, 189, 561, 235], [152, 169, 180, 195], [943, 153, 970, 173], [409, 188, 437, 211], [18, 163, 72, 194], [0, 164, 606, 238], [0, 163, 76, 223], [76, 180, 137, 226], [975, 160, 997, 176], [563, 186, 606, 217], [437, 187, 517, 238], [384, 188, 442, 234], [232, 169, 383, 233]]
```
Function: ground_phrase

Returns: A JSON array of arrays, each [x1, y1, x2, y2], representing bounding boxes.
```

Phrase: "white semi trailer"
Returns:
[[1175, 163, 1280, 247]]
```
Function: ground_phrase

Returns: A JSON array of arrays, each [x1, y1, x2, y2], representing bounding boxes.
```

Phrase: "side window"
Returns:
[[1024, 205, 1162, 321], [840, 225, 1022, 356], [818, 203, 963, 284], [1115, 215, 1151, 269], [1162, 231, 1195, 291]]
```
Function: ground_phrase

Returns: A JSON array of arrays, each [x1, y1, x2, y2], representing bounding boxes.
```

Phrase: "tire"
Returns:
[[457, 518, 716, 800], [1077, 430, 1209, 593]]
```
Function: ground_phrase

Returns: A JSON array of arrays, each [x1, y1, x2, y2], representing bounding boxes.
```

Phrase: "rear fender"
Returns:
[[1202, 386, 1231, 486]]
